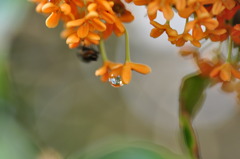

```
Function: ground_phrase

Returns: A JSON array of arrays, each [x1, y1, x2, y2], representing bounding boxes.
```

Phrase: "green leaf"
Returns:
[[0, 111, 40, 159], [69, 141, 190, 159], [179, 73, 210, 118], [179, 73, 211, 159]]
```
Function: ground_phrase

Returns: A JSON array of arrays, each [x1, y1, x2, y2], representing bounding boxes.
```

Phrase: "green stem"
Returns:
[[179, 114, 200, 159], [125, 30, 131, 62], [235, 47, 240, 64], [99, 39, 108, 62], [227, 37, 233, 62], [183, 18, 189, 33]]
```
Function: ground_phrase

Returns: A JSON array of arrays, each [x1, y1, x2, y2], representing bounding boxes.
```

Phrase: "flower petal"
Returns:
[[100, 11, 115, 24], [95, 65, 107, 76], [162, 5, 174, 20], [130, 63, 151, 74], [85, 11, 99, 19], [119, 11, 134, 22], [121, 64, 132, 84], [77, 23, 89, 38], [150, 28, 164, 38], [87, 3, 97, 12], [231, 67, 240, 79], [67, 18, 85, 28], [210, 65, 222, 78], [45, 12, 60, 28], [87, 32, 100, 41], [212, 1, 224, 15], [220, 68, 231, 81], [66, 33, 80, 44], [103, 23, 113, 39], [91, 18, 106, 31], [42, 2, 58, 13], [203, 18, 219, 30], [60, 3, 71, 15], [68, 42, 80, 48]]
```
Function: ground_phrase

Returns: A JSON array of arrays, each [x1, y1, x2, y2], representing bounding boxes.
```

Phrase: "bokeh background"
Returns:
[[1, 0, 240, 159]]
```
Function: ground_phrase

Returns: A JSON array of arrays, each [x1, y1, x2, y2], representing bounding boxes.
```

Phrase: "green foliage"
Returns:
[[0, 61, 11, 103], [179, 73, 210, 118], [179, 73, 211, 159], [182, 119, 193, 149], [98, 147, 164, 159], [0, 110, 39, 159], [70, 142, 189, 159]]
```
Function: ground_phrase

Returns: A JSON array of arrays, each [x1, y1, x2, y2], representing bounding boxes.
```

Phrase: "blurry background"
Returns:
[[1, 0, 240, 159]]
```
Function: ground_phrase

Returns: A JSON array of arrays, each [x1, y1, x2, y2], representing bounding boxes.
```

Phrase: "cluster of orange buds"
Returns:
[[30, 0, 151, 87], [181, 42, 240, 79], [31, 0, 135, 47], [168, 0, 240, 100], [126, 0, 240, 48], [180, 40, 240, 100]]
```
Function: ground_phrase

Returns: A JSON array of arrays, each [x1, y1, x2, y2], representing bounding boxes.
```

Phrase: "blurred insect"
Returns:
[[233, 9, 240, 26], [76, 45, 99, 63]]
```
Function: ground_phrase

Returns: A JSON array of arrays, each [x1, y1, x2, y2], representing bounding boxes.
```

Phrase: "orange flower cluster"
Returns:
[[127, 0, 240, 47], [31, 0, 240, 87], [180, 44, 240, 83], [31, 0, 134, 48], [31, 0, 152, 86]]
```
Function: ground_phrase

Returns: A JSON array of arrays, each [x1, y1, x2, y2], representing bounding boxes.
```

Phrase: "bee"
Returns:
[[76, 45, 99, 63], [233, 9, 240, 26]]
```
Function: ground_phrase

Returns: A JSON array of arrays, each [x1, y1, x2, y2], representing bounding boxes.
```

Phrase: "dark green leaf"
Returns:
[[179, 73, 210, 118]]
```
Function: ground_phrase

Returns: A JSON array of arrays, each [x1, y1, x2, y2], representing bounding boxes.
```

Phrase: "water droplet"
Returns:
[[109, 75, 124, 88]]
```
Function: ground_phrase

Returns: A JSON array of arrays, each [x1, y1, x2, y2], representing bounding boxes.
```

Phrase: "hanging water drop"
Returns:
[[108, 75, 124, 87]]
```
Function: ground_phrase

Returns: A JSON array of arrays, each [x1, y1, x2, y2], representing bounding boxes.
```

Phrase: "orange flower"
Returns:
[[180, 47, 221, 76], [231, 24, 240, 45], [178, 1, 211, 19], [169, 33, 201, 47], [212, 0, 236, 15], [185, 17, 219, 41], [210, 63, 240, 81], [150, 21, 178, 39], [66, 31, 101, 48], [95, 61, 123, 82], [109, 62, 151, 85], [218, 4, 240, 21], [66, 10, 106, 36], [102, 0, 133, 39], [102, 18, 125, 39], [147, 0, 174, 20], [96, 61, 151, 86], [64, 6, 107, 47], [197, 59, 221, 77], [30, 0, 47, 13], [42, 2, 72, 28], [207, 28, 228, 42]]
